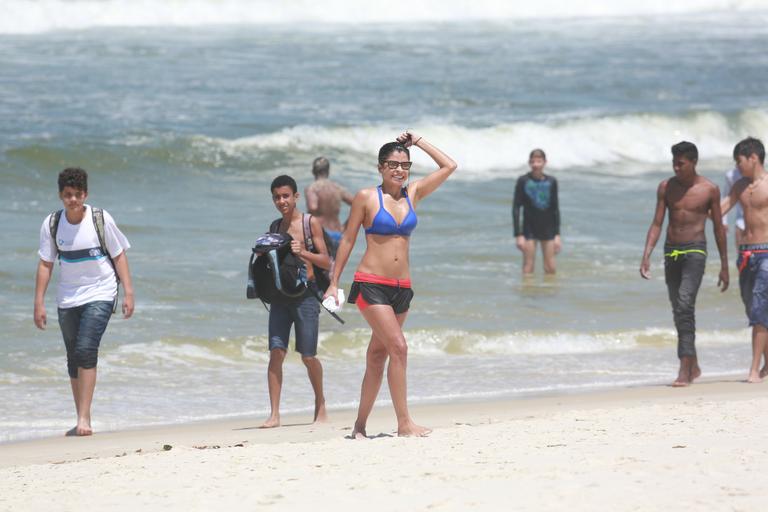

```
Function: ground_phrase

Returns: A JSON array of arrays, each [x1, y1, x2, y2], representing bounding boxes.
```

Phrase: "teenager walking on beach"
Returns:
[[261, 175, 331, 427], [305, 156, 354, 247], [324, 131, 457, 438], [640, 142, 728, 387], [721, 137, 768, 383], [513, 149, 562, 274], [34, 167, 134, 436]]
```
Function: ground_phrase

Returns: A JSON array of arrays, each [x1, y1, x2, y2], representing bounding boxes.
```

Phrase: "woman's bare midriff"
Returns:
[[356, 233, 411, 279]]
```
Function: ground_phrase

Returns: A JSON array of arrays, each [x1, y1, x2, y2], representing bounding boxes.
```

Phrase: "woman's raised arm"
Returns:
[[397, 130, 457, 205]]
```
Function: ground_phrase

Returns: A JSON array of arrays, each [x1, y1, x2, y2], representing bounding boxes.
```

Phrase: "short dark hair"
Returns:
[[671, 141, 698, 162], [312, 157, 330, 177], [378, 142, 410, 164], [271, 175, 298, 194], [733, 137, 765, 165], [58, 167, 88, 193], [529, 148, 546, 160]]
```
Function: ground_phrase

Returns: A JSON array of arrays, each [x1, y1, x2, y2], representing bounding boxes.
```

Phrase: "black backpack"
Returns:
[[247, 217, 344, 324], [247, 230, 308, 305]]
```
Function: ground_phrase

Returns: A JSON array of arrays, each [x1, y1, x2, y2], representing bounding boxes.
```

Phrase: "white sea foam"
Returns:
[[194, 109, 768, 177], [377, 327, 750, 357], [100, 337, 271, 368], [3, 0, 768, 34], [88, 328, 750, 367]]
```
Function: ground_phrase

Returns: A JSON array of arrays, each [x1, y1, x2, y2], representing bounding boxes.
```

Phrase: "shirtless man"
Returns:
[[721, 137, 768, 383], [305, 157, 354, 246], [641, 141, 729, 386]]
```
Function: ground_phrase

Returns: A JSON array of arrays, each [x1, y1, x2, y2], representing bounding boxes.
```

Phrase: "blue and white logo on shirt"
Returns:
[[524, 179, 552, 210]]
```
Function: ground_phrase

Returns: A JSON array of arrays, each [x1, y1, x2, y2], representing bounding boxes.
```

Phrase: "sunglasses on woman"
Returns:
[[383, 160, 412, 170]]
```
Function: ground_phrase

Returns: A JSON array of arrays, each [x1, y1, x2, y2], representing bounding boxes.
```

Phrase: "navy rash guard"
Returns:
[[512, 172, 560, 240]]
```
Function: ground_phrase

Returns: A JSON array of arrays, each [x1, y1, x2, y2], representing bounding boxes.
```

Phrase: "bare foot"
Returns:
[[672, 367, 691, 387], [66, 420, 92, 436], [672, 357, 698, 387], [351, 422, 368, 440], [313, 403, 328, 424], [397, 423, 432, 437], [747, 372, 764, 384], [760, 365, 768, 379], [691, 364, 702, 381], [259, 415, 280, 428]]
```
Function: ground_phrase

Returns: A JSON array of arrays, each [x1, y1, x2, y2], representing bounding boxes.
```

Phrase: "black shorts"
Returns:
[[347, 273, 414, 314], [523, 226, 557, 241]]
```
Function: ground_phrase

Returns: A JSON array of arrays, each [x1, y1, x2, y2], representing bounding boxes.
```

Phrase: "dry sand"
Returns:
[[1, 379, 766, 511]]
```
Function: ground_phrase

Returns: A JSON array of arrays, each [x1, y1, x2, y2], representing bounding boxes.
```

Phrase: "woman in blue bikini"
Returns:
[[325, 130, 457, 438]]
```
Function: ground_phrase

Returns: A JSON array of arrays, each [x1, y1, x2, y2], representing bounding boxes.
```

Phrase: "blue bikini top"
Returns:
[[364, 186, 418, 237]]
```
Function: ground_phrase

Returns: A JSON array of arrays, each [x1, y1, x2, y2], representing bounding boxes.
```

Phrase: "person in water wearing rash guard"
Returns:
[[721, 137, 768, 383], [324, 130, 457, 438], [512, 149, 562, 274], [641, 141, 729, 387]]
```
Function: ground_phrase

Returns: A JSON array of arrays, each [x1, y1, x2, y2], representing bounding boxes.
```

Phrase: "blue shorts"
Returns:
[[325, 229, 342, 244], [58, 300, 114, 378], [737, 244, 768, 328], [268, 292, 320, 356]]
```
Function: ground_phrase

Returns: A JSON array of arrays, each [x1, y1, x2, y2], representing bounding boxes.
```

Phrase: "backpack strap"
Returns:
[[91, 207, 118, 280], [302, 214, 316, 253], [49, 209, 63, 260], [92, 208, 108, 256], [269, 218, 282, 234], [92, 207, 120, 314]]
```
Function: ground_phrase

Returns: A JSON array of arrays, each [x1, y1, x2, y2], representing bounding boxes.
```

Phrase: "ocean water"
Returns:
[[2, 1, 768, 442]]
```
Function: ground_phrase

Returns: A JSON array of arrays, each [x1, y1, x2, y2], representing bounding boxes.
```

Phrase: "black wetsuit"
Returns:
[[512, 172, 560, 240]]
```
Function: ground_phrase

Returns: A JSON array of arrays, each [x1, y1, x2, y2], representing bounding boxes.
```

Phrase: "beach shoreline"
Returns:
[[2, 378, 767, 511], [0, 377, 758, 467]]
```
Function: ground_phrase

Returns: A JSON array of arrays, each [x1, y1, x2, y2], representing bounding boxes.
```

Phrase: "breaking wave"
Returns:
[[3, 0, 768, 34]]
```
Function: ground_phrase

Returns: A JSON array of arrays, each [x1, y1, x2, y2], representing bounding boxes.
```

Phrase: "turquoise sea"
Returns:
[[2, 1, 768, 441]]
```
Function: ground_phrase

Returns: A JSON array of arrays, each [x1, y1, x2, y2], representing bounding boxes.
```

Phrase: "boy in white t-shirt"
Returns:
[[34, 167, 135, 436]]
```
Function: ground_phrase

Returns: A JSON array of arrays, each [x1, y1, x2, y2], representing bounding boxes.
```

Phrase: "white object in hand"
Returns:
[[322, 289, 344, 313]]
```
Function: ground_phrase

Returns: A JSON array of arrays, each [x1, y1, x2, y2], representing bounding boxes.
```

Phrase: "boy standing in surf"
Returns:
[[513, 149, 562, 274], [34, 167, 134, 436], [721, 137, 768, 383], [640, 141, 728, 387]]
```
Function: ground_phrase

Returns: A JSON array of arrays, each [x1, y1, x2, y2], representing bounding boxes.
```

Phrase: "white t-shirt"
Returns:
[[723, 167, 745, 230], [38, 205, 131, 309]]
